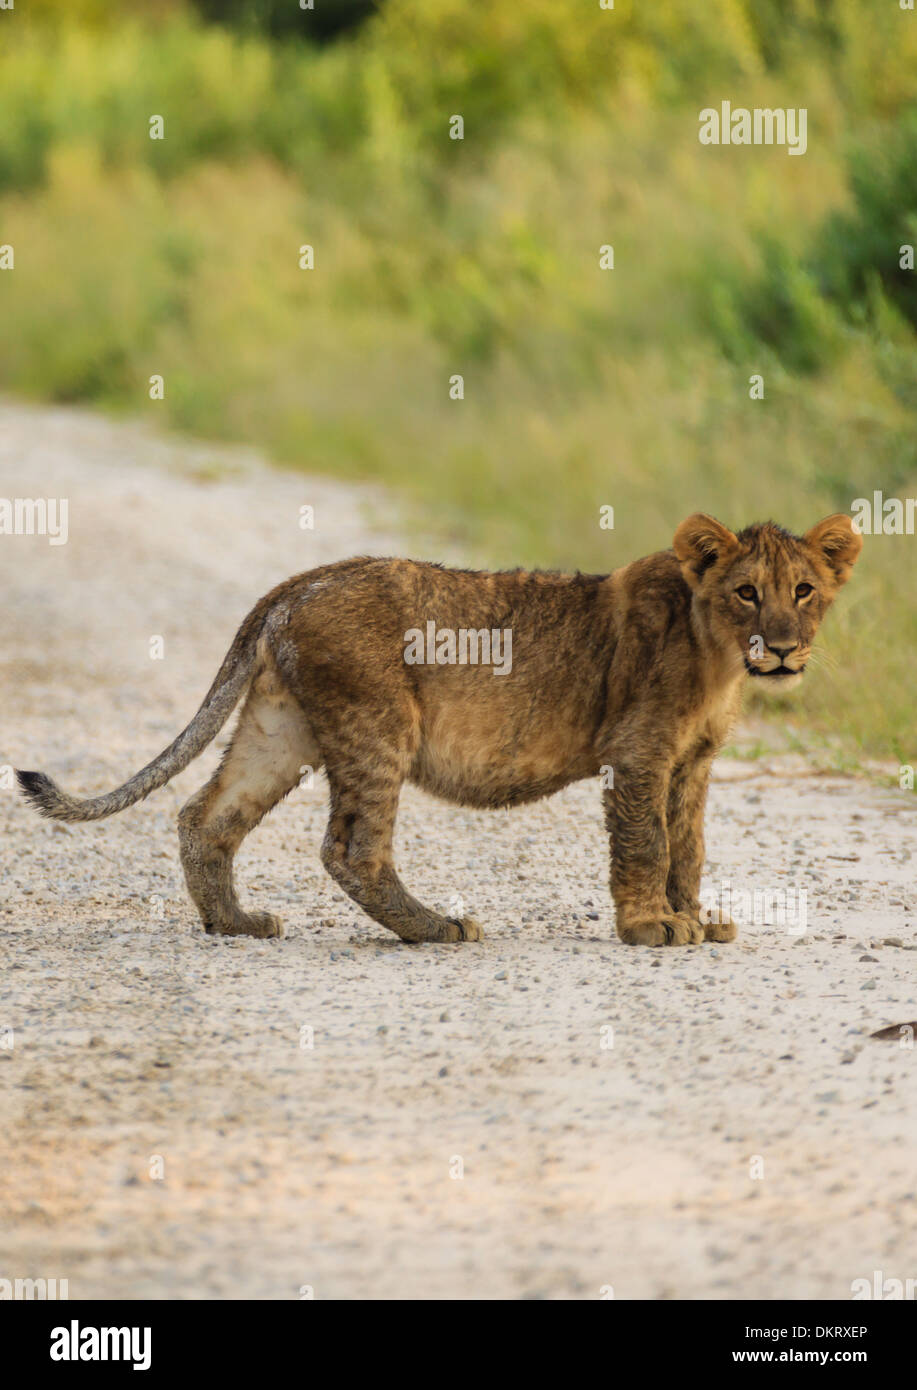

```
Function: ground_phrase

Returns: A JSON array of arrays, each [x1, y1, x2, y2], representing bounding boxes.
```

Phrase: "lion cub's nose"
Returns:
[[768, 642, 799, 659]]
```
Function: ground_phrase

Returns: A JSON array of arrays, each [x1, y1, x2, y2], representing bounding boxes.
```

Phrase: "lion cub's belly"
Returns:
[[409, 703, 596, 810]]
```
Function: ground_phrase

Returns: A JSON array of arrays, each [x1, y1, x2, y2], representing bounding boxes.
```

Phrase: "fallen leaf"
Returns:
[[870, 1021, 917, 1041]]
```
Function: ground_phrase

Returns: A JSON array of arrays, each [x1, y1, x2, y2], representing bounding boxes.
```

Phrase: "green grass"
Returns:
[[1, 1, 916, 761]]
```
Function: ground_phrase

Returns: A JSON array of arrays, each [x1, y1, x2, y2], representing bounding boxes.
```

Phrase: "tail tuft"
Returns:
[[16, 770, 77, 820]]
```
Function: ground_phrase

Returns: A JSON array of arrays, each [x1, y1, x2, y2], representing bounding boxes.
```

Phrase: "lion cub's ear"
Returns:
[[803, 514, 863, 587], [672, 513, 738, 588]]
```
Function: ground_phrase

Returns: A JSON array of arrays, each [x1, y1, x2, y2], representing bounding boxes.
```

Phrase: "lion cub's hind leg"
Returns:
[[320, 755, 482, 945], [178, 660, 319, 937]]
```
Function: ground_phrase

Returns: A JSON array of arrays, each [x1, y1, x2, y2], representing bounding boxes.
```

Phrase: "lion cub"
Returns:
[[17, 513, 860, 947]]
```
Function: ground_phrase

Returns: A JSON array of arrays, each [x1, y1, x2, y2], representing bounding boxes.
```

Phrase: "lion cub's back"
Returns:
[[274, 558, 608, 808]]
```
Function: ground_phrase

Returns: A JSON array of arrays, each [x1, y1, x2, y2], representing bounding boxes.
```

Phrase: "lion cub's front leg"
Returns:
[[666, 750, 737, 943], [603, 758, 703, 947]]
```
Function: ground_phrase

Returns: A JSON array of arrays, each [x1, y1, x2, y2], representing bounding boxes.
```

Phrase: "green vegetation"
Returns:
[[1, 0, 916, 761]]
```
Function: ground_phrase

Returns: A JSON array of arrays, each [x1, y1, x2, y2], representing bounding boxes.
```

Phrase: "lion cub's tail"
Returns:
[[16, 601, 270, 824]]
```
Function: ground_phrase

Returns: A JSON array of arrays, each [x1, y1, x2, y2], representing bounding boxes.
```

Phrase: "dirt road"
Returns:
[[1, 401, 915, 1299]]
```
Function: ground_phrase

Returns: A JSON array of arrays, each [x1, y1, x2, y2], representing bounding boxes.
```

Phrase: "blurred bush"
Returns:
[[192, 0, 378, 42], [818, 112, 917, 331], [714, 108, 917, 372]]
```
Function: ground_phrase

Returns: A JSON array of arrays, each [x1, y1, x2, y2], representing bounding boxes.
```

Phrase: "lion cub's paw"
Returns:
[[702, 919, 737, 943], [204, 910, 284, 939], [443, 916, 484, 943], [698, 908, 738, 943], [617, 913, 704, 947], [248, 911, 285, 939]]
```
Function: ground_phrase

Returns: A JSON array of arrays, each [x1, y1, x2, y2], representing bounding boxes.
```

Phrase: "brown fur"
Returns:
[[17, 514, 861, 947]]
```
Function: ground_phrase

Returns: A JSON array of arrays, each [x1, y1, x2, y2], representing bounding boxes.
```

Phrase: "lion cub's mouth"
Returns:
[[744, 660, 805, 680]]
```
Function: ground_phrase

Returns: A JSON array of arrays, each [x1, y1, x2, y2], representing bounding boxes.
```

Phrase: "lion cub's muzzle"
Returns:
[[744, 639, 810, 685], [745, 649, 808, 689]]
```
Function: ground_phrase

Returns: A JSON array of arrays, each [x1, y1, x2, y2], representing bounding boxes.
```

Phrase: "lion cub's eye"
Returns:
[[735, 584, 758, 603], [795, 583, 814, 600]]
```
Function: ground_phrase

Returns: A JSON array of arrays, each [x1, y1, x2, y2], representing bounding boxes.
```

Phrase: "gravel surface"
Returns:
[[1, 401, 915, 1300]]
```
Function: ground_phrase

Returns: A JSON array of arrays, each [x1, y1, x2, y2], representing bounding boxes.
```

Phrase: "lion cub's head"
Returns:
[[672, 512, 862, 691]]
